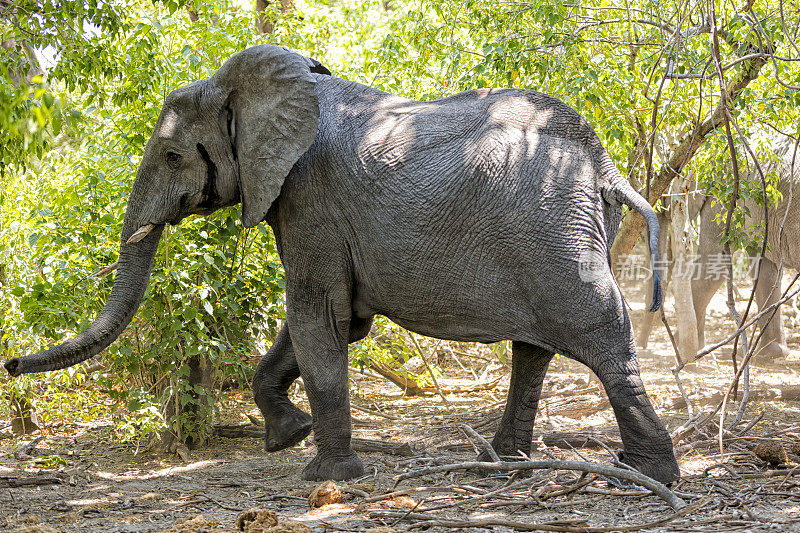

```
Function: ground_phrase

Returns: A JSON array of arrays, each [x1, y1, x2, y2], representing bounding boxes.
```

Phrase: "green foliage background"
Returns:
[[1, 0, 799, 444]]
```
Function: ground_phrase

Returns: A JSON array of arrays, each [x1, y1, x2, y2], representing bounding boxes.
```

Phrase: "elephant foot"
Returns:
[[264, 406, 312, 452], [618, 450, 680, 486], [754, 341, 789, 363], [301, 451, 364, 481]]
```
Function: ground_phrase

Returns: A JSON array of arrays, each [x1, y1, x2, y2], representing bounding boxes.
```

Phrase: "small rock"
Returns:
[[308, 481, 345, 508], [365, 528, 397, 533], [753, 441, 789, 465]]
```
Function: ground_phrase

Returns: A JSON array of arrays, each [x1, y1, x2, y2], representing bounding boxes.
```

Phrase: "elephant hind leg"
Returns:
[[691, 270, 725, 348], [481, 342, 552, 461], [754, 258, 789, 361], [557, 288, 679, 484], [571, 335, 679, 485]]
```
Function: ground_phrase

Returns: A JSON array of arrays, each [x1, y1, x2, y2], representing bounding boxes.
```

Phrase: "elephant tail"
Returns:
[[606, 176, 663, 313]]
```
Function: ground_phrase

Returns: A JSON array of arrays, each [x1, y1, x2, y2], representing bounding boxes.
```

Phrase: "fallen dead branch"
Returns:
[[362, 485, 457, 504], [351, 438, 420, 456], [367, 360, 503, 396], [370, 497, 708, 532], [214, 423, 264, 438], [13, 435, 46, 460], [394, 459, 686, 510], [439, 374, 503, 394], [0, 475, 62, 488], [369, 360, 426, 395], [474, 474, 597, 509]]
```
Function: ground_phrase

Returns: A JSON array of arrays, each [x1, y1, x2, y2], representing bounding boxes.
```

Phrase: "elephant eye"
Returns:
[[166, 151, 182, 167]]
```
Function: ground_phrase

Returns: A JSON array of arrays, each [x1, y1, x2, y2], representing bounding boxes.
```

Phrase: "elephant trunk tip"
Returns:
[[4, 357, 22, 377]]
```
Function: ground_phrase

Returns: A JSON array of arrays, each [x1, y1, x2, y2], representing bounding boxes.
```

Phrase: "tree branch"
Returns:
[[611, 26, 770, 262]]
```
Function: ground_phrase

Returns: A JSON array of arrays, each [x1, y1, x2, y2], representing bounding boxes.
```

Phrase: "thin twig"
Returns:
[[408, 334, 448, 404], [662, 309, 694, 415], [351, 403, 400, 421]]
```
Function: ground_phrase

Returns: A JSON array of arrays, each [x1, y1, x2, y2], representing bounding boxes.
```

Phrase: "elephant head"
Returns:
[[5, 45, 324, 376]]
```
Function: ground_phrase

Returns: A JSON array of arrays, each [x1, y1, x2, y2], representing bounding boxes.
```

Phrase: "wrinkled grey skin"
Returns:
[[5, 46, 679, 484], [638, 133, 800, 361]]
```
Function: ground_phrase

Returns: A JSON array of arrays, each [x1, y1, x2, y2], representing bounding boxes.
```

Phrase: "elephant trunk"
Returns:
[[4, 217, 164, 377]]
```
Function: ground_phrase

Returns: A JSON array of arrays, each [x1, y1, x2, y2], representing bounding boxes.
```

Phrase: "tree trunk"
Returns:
[[9, 391, 39, 434], [161, 351, 216, 452], [669, 174, 699, 363], [255, 0, 292, 34], [611, 41, 768, 269], [1, 37, 43, 85]]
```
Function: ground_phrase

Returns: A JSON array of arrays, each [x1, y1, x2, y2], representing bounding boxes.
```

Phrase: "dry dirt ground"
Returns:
[[2, 281, 800, 532]]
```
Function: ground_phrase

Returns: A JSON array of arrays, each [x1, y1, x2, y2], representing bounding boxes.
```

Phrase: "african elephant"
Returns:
[[5, 45, 679, 483], [638, 133, 800, 361]]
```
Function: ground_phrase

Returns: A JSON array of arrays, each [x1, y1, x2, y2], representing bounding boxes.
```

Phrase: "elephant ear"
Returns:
[[213, 45, 321, 228]]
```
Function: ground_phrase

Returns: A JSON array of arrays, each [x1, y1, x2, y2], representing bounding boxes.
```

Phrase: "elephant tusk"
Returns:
[[126, 224, 156, 244]]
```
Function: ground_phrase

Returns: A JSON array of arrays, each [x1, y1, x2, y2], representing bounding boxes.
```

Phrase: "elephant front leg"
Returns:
[[288, 304, 364, 481], [252, 325, 312, 452], [480, 342, 552, 461]]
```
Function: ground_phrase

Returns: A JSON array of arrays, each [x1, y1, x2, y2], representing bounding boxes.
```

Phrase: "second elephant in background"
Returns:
[[638, 132, 800, 361]]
